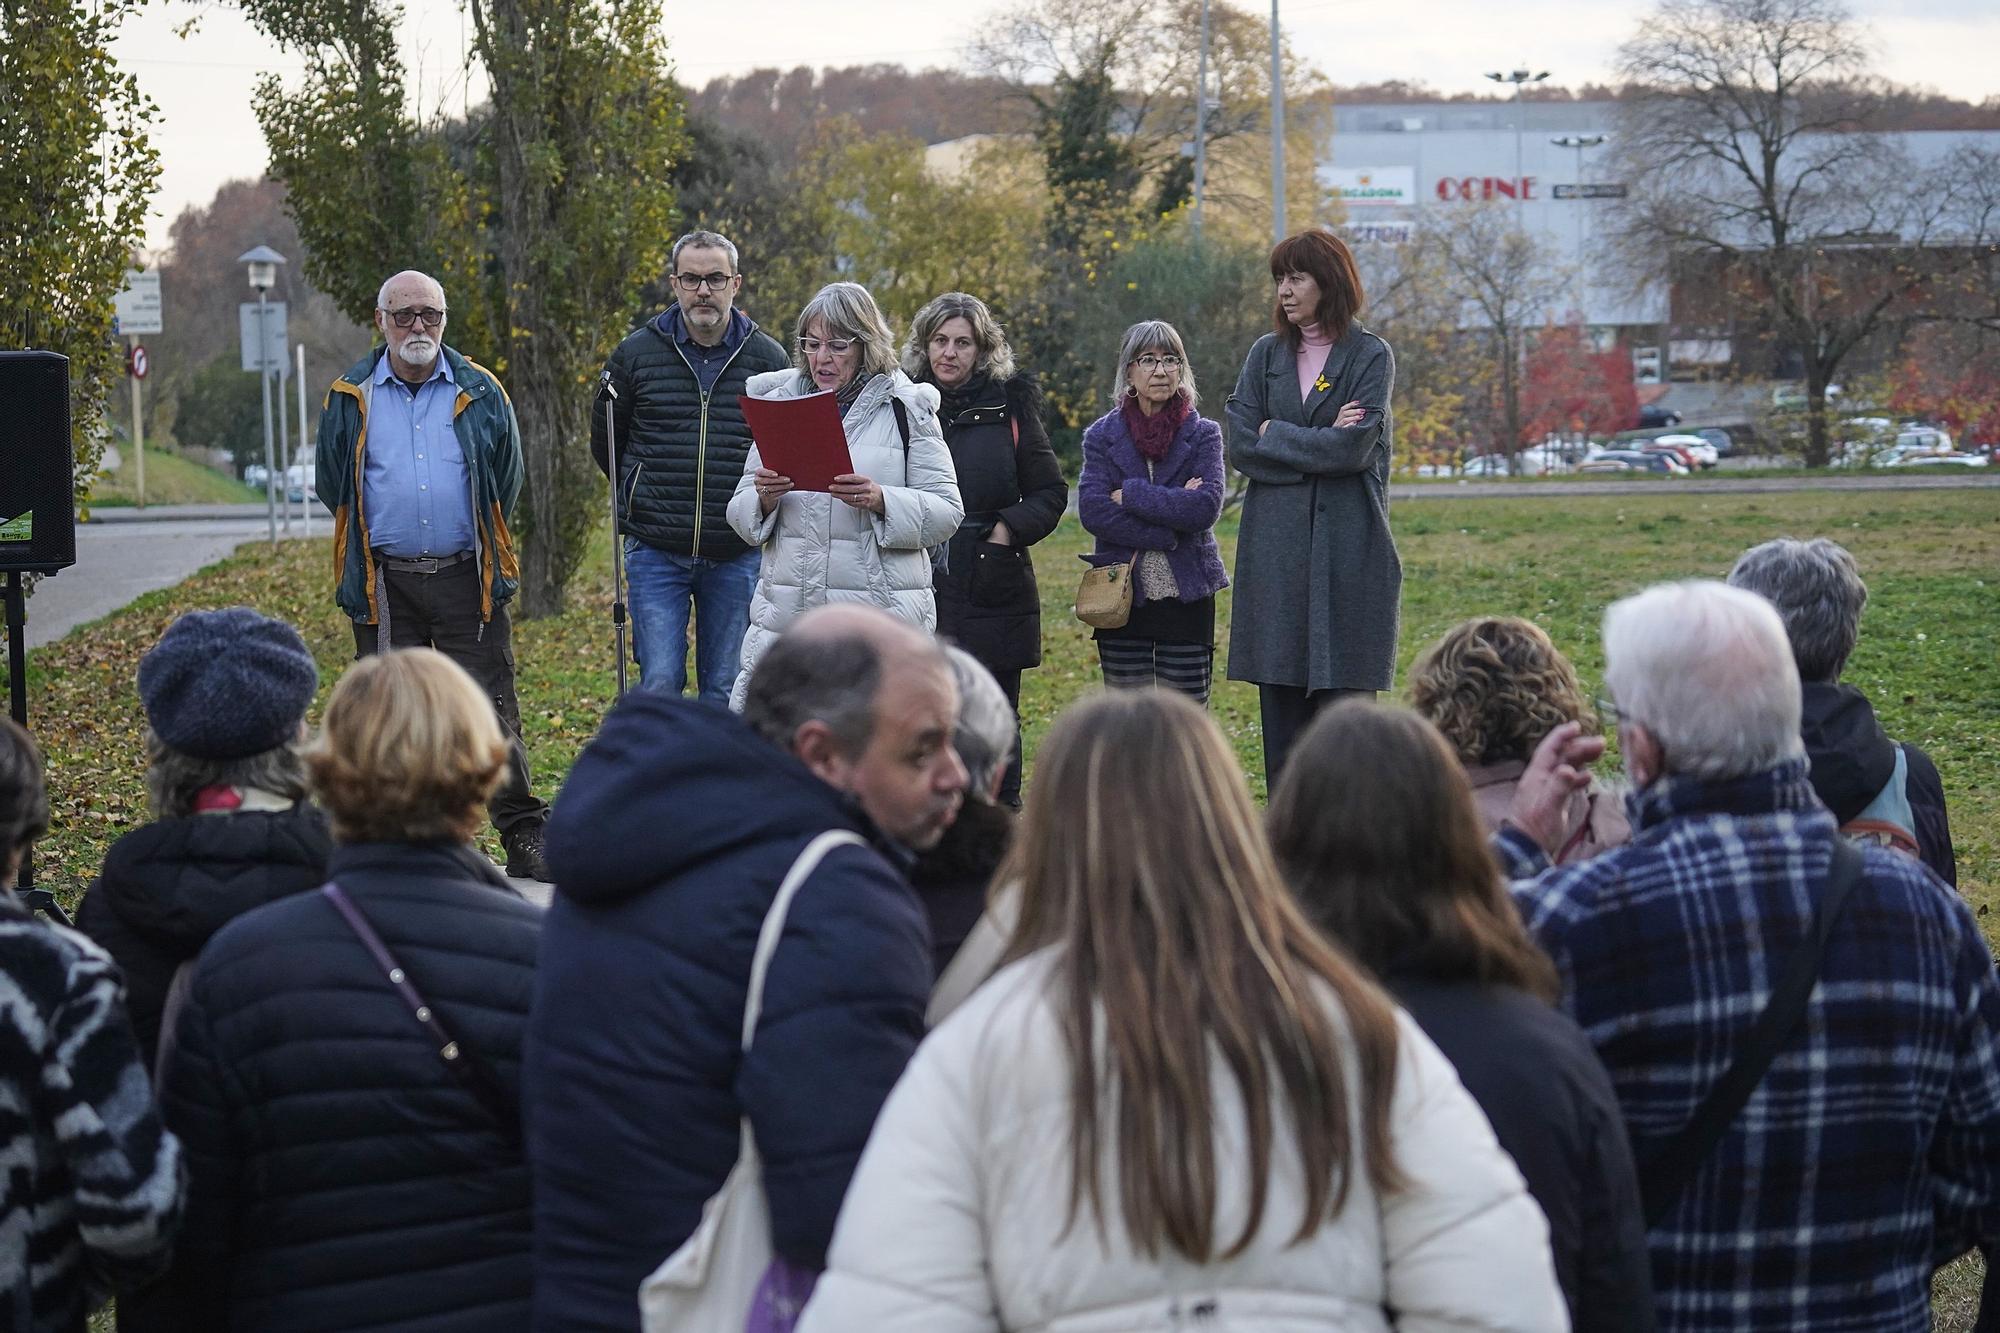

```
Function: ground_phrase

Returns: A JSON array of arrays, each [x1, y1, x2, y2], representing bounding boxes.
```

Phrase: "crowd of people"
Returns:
[[0, 226, 1992, 1333]]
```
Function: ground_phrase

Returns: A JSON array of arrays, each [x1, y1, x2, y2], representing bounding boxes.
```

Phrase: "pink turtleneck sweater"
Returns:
[[1295, 324, 1334, 401]]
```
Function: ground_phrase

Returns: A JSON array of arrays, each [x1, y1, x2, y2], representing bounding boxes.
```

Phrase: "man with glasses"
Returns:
[[590, 230, 788, 699], [315, 269, 551, 879]]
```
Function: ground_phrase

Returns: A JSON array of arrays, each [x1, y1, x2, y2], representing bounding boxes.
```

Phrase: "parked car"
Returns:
[[1648, 434, 1720, 469], [1892, 451, 1988, 469], [1692, 427, 1737, 458], [1578, 449, 1689, 475]]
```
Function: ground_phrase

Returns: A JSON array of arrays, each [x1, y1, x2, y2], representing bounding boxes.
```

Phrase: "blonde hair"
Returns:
[[1408, 617, 1596, 766], [792, 282, 901, 383], [999, 690, 1402, 1262], [306, 649, 508, 844]]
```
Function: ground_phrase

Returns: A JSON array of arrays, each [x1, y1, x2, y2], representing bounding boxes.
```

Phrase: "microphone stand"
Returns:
[[601, 372, 628, 697]]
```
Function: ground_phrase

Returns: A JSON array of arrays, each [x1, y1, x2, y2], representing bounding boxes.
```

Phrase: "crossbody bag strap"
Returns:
[[319, 881, 521, 1145], [1637, 839, 1867, 1227]]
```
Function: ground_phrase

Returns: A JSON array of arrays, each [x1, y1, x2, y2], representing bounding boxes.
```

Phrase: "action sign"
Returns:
[[130, 345, 149, 380], [1553, 183, 1629, 200], [114, 270, 164, 335]]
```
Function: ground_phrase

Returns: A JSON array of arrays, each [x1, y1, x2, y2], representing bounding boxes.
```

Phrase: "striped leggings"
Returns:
[[1097, 639, 1213, 705]]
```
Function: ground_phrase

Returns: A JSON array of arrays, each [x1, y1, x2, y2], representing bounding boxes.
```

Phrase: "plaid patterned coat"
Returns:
[[1500, 759, 2000, 1332]]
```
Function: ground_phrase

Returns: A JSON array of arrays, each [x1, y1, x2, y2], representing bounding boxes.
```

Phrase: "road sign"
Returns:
[[239, 302, 290, 376], [129, 345, 149, 380], [1553, 183, 1628, 200], [114, 270, 164, 335]]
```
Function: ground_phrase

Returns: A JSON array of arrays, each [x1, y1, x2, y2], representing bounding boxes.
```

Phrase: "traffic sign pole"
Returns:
[[129, 335, 144, 509]]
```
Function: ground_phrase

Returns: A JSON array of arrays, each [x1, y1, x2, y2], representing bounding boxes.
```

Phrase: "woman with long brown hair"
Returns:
[[798, 691, 1563, 1333], [1268, 701, 1654, 1333]]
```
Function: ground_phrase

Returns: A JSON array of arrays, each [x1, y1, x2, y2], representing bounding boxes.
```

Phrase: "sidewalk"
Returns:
[[86, 501, 326, 525]]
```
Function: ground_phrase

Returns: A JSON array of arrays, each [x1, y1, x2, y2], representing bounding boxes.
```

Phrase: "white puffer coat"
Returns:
[[799, 952, 1570, 1333], [727, 368, 964, 708]]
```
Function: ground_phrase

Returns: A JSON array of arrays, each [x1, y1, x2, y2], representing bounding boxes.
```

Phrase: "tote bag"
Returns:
[[639, 828, 866, 1332]]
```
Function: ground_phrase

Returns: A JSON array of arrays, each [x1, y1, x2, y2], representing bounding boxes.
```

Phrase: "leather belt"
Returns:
[[373, 549, 474, 575]]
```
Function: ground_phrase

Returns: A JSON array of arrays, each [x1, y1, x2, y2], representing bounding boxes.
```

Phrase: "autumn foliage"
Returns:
[[1520, 322, 1639, 442]]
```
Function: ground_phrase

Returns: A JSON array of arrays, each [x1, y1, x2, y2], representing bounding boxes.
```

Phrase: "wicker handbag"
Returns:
[[1074, 561, 1134, 629]]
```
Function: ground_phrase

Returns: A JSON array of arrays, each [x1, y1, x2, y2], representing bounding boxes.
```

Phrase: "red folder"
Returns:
[[740, 390, 857, 493]]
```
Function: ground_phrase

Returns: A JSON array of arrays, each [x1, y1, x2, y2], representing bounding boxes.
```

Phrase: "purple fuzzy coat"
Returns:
[[1077, 406, 1229, 606]]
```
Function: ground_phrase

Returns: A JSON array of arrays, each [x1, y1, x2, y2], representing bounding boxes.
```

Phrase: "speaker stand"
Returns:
[[4, 572, 67, 927]]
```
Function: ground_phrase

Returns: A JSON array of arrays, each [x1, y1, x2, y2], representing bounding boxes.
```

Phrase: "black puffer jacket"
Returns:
[[908, 798, 1014, 979], [133, 841, 541, 1333], [929, 373, 1067, 672], [590, 306, 789, 560], [75, 803, 332, 1072]]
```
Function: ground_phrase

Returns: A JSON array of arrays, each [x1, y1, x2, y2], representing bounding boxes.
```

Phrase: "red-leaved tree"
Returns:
[[1521, 322, 1640, 442], [1888, 324, 2000, 446]]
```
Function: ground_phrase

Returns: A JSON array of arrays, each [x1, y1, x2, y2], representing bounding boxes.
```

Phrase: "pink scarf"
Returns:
[[1121, 390, 1190, 464]]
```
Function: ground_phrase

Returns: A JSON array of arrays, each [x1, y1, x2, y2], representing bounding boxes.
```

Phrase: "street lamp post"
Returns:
[[1485, 68, 1550, 220], [1550, 133, 1608, 279], [1271, 0, 1285, 245], [1193, 0, 1211, 241], [239, 246, 287, 548]]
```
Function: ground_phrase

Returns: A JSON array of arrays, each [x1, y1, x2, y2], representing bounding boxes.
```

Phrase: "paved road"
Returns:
[[1389, 472, 2000, 500], [22, 518, 289, 650]]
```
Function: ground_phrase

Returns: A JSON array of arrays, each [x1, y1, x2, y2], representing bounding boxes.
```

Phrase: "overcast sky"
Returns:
[[116, 0, 1997, 252]]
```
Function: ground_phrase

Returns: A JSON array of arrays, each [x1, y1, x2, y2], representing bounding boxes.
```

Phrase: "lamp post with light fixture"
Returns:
[[1486, 68, 1549, 219], [239, 246, 287, 547], [1551, 132, 1608, 277]]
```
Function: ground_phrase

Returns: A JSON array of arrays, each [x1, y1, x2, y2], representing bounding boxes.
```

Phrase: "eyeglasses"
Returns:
[[1593, 692, 1624, 726], [673, 272, 735, 292], [384, 307, 446, 330], [1135, 354, 1183, 372], [800, 337, 856, 356]]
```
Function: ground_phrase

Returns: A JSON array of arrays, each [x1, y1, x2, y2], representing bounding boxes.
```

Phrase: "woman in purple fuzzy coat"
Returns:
[[1076, 320, 1228, 704]]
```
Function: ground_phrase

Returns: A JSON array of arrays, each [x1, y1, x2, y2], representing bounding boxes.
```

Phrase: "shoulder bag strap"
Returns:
[[1637, 839, 1867, 1227], [319, 881, 521, 1144], [741, 830, 868, 1053], [891, 397, 910, 453]]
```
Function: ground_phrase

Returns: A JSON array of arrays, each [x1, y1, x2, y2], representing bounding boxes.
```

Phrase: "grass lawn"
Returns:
[[27, 485, 1998, 1330], [90, 447, 262, 507]]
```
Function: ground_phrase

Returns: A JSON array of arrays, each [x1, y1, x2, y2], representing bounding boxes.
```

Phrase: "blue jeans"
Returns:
[[624, 539, 759, 702]]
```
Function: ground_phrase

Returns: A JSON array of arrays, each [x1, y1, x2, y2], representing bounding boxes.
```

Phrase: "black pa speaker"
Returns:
[[0, 351, 76, 575]]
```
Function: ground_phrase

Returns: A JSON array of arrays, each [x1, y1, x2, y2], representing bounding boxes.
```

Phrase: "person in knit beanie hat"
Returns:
[[75, 607, 334, 1073], [908, 646, 1019, 979]]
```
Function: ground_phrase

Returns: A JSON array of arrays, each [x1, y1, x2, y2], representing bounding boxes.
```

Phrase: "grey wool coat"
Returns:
[[1224, 325, 1402, 691]]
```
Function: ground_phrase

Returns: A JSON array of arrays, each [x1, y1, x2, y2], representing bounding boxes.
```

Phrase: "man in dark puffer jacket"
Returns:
[[77, 607, 332, 1076], [526, 606, 966, 1332], [590, 228, 788, 700], [1728, 537, 1955, 887]]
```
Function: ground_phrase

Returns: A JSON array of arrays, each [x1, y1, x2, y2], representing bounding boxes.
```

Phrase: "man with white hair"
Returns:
[[1498, 580, 2000, 1333], [316, 269, 550, 878]]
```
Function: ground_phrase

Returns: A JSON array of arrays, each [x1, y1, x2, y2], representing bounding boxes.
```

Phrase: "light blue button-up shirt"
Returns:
[[364, 353, 476, 558]]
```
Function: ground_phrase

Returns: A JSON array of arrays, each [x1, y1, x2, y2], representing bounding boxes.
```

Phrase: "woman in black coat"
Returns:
[[77, 608, 332, 1075], [903, 292, 1067, 807], [1267, 701, 1656, 1333], [134, 648, 541, 1333]]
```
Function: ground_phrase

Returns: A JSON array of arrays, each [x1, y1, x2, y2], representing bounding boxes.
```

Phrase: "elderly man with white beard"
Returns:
[[315, 269, 551, 879]]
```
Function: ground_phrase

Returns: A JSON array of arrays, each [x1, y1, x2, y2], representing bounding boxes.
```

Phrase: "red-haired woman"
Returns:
[[1224, 230, 1402, 788]]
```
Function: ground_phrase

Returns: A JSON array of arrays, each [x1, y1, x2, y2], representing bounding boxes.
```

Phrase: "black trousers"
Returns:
[[1258, 684, 1375, 792], [991, 667, 1023, 810], [351, 558, 547, 837]]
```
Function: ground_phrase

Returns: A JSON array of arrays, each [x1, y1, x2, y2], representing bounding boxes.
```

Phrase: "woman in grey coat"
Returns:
[[1225, 230, 1401, 786]]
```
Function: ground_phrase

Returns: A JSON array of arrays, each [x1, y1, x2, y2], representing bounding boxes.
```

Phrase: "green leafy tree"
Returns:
[[0, 0, 159, 505], [171, 353, 269, 477], [241, 0, 684, 616]]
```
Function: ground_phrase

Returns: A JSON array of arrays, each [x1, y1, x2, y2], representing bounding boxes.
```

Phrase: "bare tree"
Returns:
[[1609, 0, 1951, 465], [1420, 203, 1569, 462]]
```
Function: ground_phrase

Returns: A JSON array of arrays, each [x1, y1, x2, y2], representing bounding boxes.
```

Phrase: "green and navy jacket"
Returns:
[[316, 345, 523, 625]]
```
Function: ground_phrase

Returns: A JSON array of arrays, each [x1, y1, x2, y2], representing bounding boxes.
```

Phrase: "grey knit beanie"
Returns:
[[137, 608, 318, 760]]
